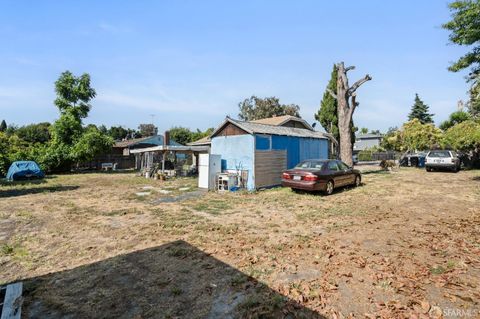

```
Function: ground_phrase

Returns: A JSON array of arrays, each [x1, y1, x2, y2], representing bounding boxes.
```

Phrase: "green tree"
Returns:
[[16, 122, 51, 144], [0, 120, 6, 132], [408, 94, 434, 124], [443, 0, 480, 78], [359, 127, 369, 134], [138, 124, 158, 137], [399, 119, 443, 151], [468, 79, 480, 117], [316, 65, 339, 139], [238, 96, 300, 121], [107, 126, 140, 140], [55, 71, 96, 120], [71, 127, 113, 162], [439, 110, 471, 130], [169, 126, 194, 145], [444, 119, 480, 150], [381, 127, 402, 151]]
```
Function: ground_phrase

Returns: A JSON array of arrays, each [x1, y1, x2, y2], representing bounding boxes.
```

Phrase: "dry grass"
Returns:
[[1, 167, 479, 318]]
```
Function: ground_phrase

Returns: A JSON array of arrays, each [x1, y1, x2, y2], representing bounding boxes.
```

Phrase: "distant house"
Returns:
[[88, 135, 168, 170], [209, 116, 332, 190], [353, 134, 383, 153]]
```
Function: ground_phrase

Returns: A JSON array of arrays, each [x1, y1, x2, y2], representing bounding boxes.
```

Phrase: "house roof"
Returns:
[[250, 115, 313, 130], [187, 136, 211, 146], [114, 137, 151, 148], [355, 133, 383, 139], [211, 117, 330, 140], [114, 135, 182, 148]]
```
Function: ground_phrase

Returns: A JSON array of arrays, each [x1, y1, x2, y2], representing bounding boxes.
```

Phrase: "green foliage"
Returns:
[[50, 111, 84, 145], [408, 94, 434, 124], [72, 127, 114, 162], [468, 78, 480, 117], [358, 150, 373, 161], [107, 126, 140, 140], [400, 119, 443, 151], [359, 127, 369, 134], [443, 119, 480, 151], [169, 126, 214, 145], [439, 111, 471, 130], [15, 122, 51, 143], [55, 71, 96, 120], [443, 0, 480, 77], [138, 123, 158, 137], [169, 126, 193, 145], [238, 96, 300, 121], [0, 120, 6, 132], [380, 127, 402, 151], [316, 65, 339, 140]]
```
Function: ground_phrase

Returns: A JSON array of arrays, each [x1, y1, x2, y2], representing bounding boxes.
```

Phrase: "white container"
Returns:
[[198, 154, 221, 190]]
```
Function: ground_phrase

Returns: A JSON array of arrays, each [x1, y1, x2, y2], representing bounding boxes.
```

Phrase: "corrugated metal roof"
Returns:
[[212, 117, 329, 139]]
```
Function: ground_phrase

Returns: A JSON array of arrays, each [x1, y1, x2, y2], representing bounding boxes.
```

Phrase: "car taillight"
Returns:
[[282, 172, 291, 179], [304, 174, 318, 181]]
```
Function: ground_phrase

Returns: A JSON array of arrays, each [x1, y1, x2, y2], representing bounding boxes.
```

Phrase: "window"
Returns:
[[337, 161, 349, 170], [328, 161, 340, 171], [428, 151, 451, 158]]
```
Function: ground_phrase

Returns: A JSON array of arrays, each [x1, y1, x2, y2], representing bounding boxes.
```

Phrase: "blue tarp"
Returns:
[[6, 161, 45, 181]]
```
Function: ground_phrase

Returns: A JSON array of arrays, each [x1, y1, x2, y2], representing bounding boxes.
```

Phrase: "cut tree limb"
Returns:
[[326, 88, 337, 99], [348, 75, 372, 95]]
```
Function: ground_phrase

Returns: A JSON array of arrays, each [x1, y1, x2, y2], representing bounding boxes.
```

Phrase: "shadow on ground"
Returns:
[[0, 185, 79, 198], [19, 240, 324, 318]]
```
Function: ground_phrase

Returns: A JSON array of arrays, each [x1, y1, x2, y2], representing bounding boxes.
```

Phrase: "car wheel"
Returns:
[[325, 180, 334, 195], [354, 175, 361, 187], [426, 167, 431, 172]]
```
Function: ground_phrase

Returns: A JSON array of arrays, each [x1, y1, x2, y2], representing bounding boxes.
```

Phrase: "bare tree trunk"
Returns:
[[327, 62, 371, 166]]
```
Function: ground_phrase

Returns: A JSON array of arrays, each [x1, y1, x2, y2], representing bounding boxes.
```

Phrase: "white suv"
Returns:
[[425, 150, 461, 172]]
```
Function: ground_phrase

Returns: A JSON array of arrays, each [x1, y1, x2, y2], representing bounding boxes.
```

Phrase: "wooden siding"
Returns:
[[281, 120, 310, 129], [254, 150, 287, 188], [212, 122, 248, 138]]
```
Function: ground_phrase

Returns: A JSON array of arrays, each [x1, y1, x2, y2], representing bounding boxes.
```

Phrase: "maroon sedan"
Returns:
[[281, 159, 361, 195]]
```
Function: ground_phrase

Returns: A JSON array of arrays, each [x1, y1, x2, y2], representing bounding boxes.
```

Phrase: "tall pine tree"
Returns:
[[0, 120, 6, 132], [315, 65, 356, 152], [408, 94, 434, 124], [315, 65, 339, 140]]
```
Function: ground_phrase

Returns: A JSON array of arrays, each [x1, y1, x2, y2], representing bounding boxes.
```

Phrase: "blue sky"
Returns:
[[0, 0, 472, 133]]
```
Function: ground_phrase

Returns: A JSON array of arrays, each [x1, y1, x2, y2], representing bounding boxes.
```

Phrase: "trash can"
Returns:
[[417, 156, 426, 168]]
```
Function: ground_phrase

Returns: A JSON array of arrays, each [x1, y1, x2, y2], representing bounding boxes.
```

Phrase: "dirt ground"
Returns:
[[0, 167, 479, 318]]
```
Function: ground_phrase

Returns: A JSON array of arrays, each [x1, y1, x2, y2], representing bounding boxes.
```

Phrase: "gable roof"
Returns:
[[355, 133, 383, 140], [114, 136, 152, 148], [211, 117, 329, 140], [250, 115, 313, 130], [187, 136, 211, 146]]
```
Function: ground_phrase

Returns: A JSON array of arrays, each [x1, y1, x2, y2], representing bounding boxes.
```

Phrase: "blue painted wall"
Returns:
[[211, 134, 255, 190], [264, 135, 329, 169]]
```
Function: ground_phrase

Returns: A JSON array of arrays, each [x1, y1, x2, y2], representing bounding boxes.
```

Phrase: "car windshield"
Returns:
[[428, 151, 450, 158], [294, 160, 325, 169]]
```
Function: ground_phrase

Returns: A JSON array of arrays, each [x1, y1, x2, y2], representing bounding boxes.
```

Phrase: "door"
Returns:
[[327, 161, 344, 186], [337, 161, 355, 185]]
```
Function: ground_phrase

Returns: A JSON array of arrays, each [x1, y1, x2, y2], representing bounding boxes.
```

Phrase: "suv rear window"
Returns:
[[428, 151, 451, 158]]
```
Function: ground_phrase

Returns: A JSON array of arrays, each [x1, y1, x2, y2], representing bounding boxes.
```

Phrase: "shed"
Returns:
[[210, 116, 331, 190]]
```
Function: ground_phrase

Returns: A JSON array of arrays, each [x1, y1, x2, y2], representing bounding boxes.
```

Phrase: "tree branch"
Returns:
[[326, 88, 337, 100], [348, 93, 359, 120], [345, 66, 355, 72], [348, 74, 372, 96]]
